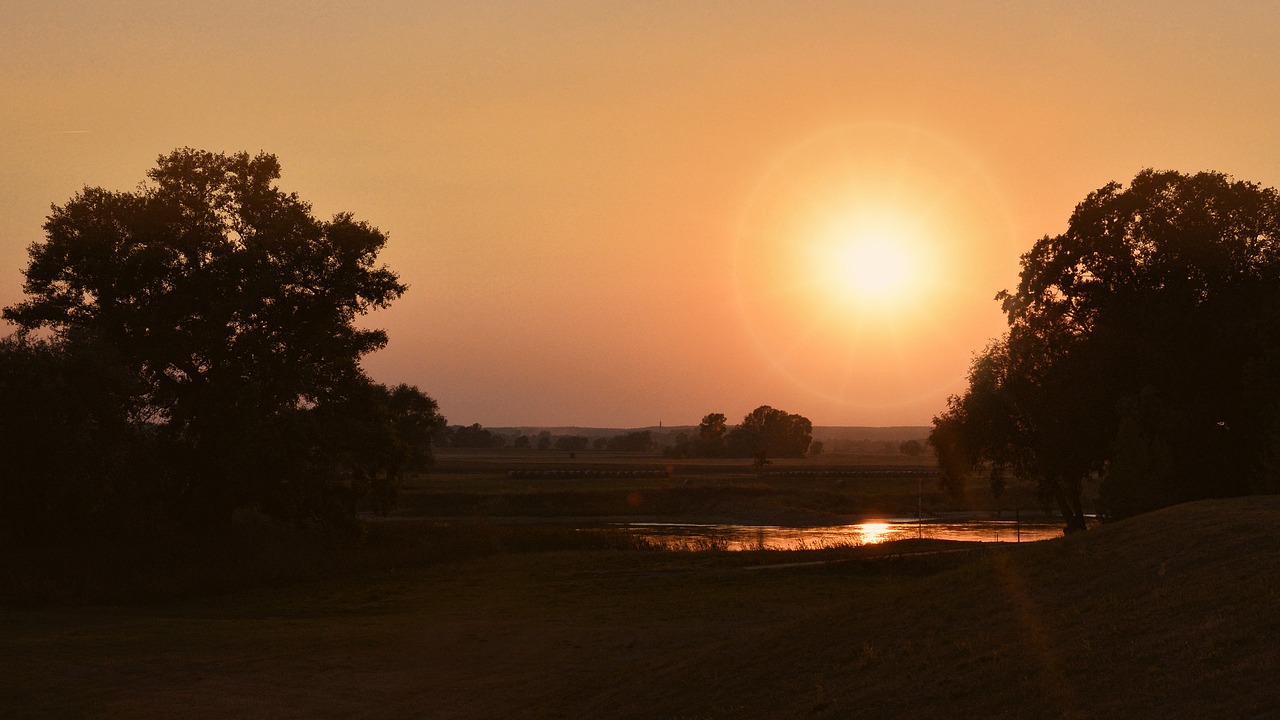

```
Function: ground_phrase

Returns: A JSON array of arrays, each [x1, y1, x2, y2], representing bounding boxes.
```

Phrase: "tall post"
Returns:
[[917, 477, 923, 540]]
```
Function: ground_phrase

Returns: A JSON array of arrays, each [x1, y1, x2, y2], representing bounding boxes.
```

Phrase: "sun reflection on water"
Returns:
[[621, 519, 1065, 551], [858, 522, 891, 544]]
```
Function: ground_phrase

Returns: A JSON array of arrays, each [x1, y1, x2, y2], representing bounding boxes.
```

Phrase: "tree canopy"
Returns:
[[662, 407, 813, 461], [1, 149, 439, 540], [697, 412, 728, 457], [5, 149, 403, 428], [727, 405, 813, 463], [932, 169, 1280, 529]]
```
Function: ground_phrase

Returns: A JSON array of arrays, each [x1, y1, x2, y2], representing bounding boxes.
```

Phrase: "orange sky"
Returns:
[[3, 2, 1279, 427]]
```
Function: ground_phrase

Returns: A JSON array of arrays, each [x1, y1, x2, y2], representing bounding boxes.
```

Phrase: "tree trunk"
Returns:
[[1050, 477, 1088, 533]]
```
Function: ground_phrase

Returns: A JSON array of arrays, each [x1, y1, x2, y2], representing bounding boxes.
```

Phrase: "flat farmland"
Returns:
[[397, 448, 1062, 525]]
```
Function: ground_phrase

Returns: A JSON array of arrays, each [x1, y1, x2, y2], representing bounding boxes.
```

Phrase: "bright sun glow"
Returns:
[[811, 221, 921, 309], [839, 237, 911, 298], [733, 125, 1017, 411]]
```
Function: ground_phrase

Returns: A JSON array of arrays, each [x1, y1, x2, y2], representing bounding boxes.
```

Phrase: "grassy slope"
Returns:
[[3, 497, 1277, 719], [704, 495, 1280, 719]]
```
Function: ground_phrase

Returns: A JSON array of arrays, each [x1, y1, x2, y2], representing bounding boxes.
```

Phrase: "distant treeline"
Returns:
[[439, 406, 814, 462], [438, 425, 655, 452], [439, 422, 930, 458]]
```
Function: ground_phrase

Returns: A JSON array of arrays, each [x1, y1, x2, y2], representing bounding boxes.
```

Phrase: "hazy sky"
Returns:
[[4, 1, 1279, 427]]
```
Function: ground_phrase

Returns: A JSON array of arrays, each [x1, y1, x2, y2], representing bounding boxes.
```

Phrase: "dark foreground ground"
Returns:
[[4, 495, 1278, 719]]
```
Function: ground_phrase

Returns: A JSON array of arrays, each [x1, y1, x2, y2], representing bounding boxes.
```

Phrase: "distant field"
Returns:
[[5, 497, 1276, 718], [482, 425, 932, 443], [405, 447, 1065, 525]]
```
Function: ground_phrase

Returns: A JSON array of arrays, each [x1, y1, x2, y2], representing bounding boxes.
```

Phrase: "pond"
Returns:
[[615, 518, 1066, 551]]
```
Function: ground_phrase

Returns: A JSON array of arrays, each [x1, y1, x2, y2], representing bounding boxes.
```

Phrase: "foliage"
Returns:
[[554, 435, 590, 452], [606, 430, 653, 452], [726, 405, 813, 462], [311, 381, 444, 515], [697, 412, 728, 457], [444, 423, 506, 449], [663, 408, 813, 460], [1, 149, 438, 539], [0, 336, 158, 545], [932, 170, 1280, 527]]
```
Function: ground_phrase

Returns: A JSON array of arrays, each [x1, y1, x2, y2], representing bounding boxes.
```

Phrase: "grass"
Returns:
[[0, 520, 663, 607], [3, 496, 1279, 718]]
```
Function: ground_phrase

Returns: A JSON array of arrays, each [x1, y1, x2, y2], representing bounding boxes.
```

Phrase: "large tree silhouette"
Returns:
[[3, 149, 428, 532], [933, 170, 1280, 529]]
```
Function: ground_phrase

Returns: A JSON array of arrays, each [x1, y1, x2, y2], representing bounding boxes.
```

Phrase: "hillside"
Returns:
[[659, 495, 1280, 718]]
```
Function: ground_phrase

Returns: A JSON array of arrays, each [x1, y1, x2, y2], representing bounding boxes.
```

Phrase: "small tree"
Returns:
[[697, 413, 728, 457], [450, 423, 496, 448]]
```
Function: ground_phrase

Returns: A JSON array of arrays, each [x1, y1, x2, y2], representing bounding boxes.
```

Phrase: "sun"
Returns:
[[810, 219, 921, 310], [731, 124, 1018, 411], [838, 237, 911, 299]]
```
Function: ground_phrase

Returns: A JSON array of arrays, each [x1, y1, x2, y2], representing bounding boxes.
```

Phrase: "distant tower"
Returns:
[[659, 420, 663, 432]]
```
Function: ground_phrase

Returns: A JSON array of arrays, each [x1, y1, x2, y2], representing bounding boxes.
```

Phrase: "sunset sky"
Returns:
[[3, 1, 1279, 427]]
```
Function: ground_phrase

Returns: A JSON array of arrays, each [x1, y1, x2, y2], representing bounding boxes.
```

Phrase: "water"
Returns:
[[616, 518, 1065, 551]]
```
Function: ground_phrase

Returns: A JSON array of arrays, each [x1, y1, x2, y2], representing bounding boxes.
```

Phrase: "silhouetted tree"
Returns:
[[697, 412, 728, 457], [310, 380, 444, 516], [2, 148, 413, 531], [606, 430, 653, 452], [934, 170, 1280, 528], [727, 405, 813, 462], [449, 423, 498, 448], [899, 440, 924, 457], [663, 431, 694, 458], [554, 435, 590, 452]]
